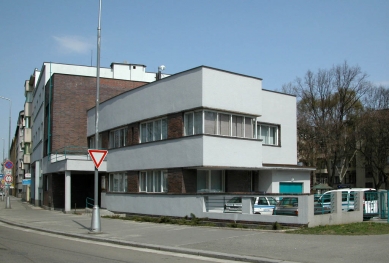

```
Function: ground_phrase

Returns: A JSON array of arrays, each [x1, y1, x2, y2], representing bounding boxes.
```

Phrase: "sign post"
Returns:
[[4, 160, 13, 209]]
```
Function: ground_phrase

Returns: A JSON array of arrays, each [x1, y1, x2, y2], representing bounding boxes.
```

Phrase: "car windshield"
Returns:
[[279, 198, 298, 206], [227, 197, 241, 203]]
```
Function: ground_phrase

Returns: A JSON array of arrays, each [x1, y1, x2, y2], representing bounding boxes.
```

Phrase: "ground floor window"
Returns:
[[139, 170, 168, 193], [109, 173, 127, 192], [197, 170, 225, 193]]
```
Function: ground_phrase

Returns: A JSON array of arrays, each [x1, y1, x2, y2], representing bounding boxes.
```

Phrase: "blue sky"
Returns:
[[0, 0, 388, 158]]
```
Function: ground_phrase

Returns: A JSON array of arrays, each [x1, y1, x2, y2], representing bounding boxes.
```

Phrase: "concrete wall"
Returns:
[[104, 192, 364, 227], [107, 135, 263, 172]]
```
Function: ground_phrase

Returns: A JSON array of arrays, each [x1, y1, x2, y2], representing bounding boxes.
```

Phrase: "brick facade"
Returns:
[[167, 113, 183, 139], [127, 171, 139, 192], [45, 74, 147, 155]]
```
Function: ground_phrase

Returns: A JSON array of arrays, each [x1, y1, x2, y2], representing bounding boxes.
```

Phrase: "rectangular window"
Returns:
[[140, 118, 167, 143], [109, 173, 127, 192], [244, 117, 254, 138], [184, 112, 194, 136], [109, 127, 128, 149], [204, 111, 217, 134], [218, 113, 230, 136], [184, 111, 203, 136], [139, 170, 168, 193], [232, 115, 243, 137], [258, 124, 279, 145], [89, 134, 102, 149], [196, 170, 224, 193], [184, 110, 256, 139]]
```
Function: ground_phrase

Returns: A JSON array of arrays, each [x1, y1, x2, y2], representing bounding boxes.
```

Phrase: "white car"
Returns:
[[224, 196, 277, 215]]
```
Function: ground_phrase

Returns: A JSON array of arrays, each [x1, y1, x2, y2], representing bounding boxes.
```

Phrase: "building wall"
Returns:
[[87, 67, 263, 136], [260, 90, 297, 165], [47, 74, 147, 154]]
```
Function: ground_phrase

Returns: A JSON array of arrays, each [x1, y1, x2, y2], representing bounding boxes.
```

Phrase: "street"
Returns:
[[0, 223, 243, 263]]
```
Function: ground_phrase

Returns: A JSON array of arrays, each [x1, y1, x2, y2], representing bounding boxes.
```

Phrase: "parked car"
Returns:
[[223, 196, 277, 214], [272, 197, 331, 216], [253, 196, 277, 215], [224, 197, 242, 213], [272, 197, 299, 216], [317, 188, 378, 219]]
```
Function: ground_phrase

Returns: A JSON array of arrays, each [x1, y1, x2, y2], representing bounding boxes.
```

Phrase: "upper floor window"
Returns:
[[184, 111, 203, 135], [89, 134, 102, 149], [109, 127, 128, 149], [257, 124, 279, 146], [184, 110, 255, 139], [140, 118, 167, 143], [25, 91, 33, 103]]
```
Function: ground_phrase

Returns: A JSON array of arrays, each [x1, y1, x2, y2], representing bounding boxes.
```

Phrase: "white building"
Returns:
[[87, 66, 312, 217]]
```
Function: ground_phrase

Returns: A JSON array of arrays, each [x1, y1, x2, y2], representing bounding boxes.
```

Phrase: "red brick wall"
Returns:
[[167, 168, 183, 194], [46, 74, 147, 155], [127, 171, 139, 192], [226, 170, 252, 192], [168, 113, 183, 139]]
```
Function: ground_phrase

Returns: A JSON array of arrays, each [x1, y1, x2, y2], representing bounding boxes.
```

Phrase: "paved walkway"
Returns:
[[0, 196, 388, 263]]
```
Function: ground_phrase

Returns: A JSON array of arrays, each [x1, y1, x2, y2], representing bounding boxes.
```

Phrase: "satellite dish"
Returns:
[[158, 65, 165, 71]]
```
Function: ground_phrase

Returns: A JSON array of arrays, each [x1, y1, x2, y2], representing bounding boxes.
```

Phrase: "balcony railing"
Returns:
[[49, 146, 90, 163]]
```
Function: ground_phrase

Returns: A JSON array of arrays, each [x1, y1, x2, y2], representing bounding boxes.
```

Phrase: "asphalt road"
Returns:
[[0, 224, 244, 263]]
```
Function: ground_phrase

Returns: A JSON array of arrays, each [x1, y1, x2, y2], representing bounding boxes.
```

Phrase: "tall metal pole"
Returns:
[[90, 0, 102, 233], [0, 96, 11, 159]]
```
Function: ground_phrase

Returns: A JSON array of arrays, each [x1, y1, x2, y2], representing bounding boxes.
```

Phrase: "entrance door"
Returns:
[[279, 182, 303, 194]]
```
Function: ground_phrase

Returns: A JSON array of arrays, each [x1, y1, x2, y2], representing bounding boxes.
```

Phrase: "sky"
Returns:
[[0, 0, 388, 159]]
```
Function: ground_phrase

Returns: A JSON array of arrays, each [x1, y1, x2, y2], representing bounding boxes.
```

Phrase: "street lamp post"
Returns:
[[0, 96, 11, 208], [90, 0, 102, 233]]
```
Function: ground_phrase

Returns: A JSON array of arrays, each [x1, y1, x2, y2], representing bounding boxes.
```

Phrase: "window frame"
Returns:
[[139, 170, 168, 193], [196, 170, 225, 193], [184, 110, 256, 139], [109, 127, 128, 149], [139, 118, 168, 143], [108, 172, 128, 192], [257, 123, 280, 146]]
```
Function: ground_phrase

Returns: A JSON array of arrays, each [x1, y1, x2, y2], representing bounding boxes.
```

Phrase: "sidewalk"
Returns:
[[0, 197, 387, 263]]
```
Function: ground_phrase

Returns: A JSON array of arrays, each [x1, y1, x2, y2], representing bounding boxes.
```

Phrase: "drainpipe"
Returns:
[[47, 62, 52, 156]]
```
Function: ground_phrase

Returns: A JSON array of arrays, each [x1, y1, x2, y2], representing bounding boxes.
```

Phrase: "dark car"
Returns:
[[272, 197, 331, 216], [224, 197, 242, 213]]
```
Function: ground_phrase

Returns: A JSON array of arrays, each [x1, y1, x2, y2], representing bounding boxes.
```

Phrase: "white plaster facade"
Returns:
[[87, 66, 312, 217]]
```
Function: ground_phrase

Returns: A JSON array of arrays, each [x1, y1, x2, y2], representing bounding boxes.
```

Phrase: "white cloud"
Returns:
[[374, 81, 389, 87], [53, 35, 94, 54]]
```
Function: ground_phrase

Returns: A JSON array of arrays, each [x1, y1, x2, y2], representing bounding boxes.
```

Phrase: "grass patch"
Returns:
[[102, 213, 217, 227], [286, 222, 389, 235]]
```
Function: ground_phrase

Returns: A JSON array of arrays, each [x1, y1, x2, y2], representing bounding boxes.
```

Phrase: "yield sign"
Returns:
[[88, 149, 108, 169]]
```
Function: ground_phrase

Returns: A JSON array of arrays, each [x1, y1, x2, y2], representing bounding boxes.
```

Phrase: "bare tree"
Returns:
[[355, 86, 389, 189], [284, 61, 370, 186]]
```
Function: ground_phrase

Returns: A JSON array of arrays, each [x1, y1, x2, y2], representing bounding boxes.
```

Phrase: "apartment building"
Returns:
[[26, 62, 166, 210], [87, 66, 312, 217]]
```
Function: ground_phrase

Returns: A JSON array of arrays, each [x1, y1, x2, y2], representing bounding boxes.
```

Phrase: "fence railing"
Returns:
[[49, 146, 90, 163], [86, 197, 94, 209]]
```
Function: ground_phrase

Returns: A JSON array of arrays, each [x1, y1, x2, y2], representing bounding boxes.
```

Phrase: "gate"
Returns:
[[378, 191, 388, 221]]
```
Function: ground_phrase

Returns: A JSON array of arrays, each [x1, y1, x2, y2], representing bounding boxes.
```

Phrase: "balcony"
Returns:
[[24, 128, 31, 143]]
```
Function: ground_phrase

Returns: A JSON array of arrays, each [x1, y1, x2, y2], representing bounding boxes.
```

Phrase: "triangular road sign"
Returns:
[[88, 149, 108, 169]]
